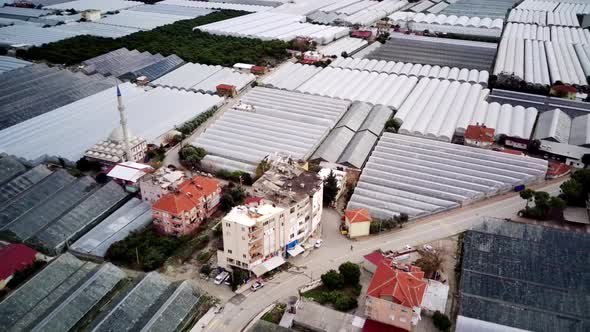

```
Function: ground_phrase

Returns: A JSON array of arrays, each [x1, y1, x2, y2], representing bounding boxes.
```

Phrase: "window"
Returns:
[[305, 215, 310, 221], [290, 207, 295, 213], [226, 222, 231, 227], [263, 221, 269, 226], [227, 249, 233, 254], [243, 254, 246, 258], [290, 234, 295, 239], [241, 227, 245, 232], [227, 258, 234, 263]]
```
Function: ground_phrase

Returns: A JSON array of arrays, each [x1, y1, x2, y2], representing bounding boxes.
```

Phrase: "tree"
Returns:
[[76, 157, 101, 172], [255, 159, 270, 179], [95, 172, 109, 184], [219, 193, 236, 212], [179, 145, 206, 169], [519, 188, 534, 208], [432, 311, 452, 332], [396, 213, 409, 224], [414, 250, 444, 279], [583, 154, 590, 168], [334, 293, 358, 311], [560, 178, 585, 206], [338, 262, 361, 286], [321, 270, 344, 290], [533, 191, 550, 210], [231, 268, 248, 291], [323, 170, 339, 206]]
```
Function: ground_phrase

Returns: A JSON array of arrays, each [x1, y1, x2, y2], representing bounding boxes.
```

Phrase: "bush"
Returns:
[[200, 264, 212, 275], [433, 311, 452, 332], [179, 145, 206, 169], [338, 262, 360, 286], [321, 269, 345, 290], [334, 293, 358, 311]]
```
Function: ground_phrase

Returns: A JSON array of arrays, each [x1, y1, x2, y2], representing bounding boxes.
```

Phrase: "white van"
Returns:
[[214, 271, 229, 285]]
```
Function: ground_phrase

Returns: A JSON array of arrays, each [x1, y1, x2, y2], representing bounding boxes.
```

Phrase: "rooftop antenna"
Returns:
[[116, 82, 134, 162]]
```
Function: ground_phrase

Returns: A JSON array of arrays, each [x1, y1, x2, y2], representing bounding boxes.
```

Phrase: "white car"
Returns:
[[214, 271, 229, 285], [404, 244, 413, 251], [314, 239, 323, 248], [250, 281, 264, 291], [423, 244, 434, 252]]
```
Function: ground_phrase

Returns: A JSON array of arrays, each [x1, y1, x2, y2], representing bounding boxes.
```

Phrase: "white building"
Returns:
[[84, 126, 147, 165], [218, 202, 287, 275], [139, 166, 186, 204]]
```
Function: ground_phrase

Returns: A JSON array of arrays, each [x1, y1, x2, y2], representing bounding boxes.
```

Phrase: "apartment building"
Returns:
[[252, 154, 323, 250], [152, 176, 221, 236], [218, 201, 287, 274], [139, 166, 186, 204]]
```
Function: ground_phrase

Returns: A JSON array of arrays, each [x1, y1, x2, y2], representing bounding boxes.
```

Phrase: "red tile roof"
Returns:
[[363, 319, 407, 332], [152, 176, 220, 215], [364, 251, 385, 266], [244, 196, 263, 205], [345, 208, 372, 223], [499, 148, 524, 156], [0, 244, 37, 280], [464, 125, 495, 142], [367, 259, 427, 308]]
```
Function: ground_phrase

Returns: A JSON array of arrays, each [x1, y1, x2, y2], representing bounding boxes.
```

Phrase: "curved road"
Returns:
[[204, 179, 565, 331]]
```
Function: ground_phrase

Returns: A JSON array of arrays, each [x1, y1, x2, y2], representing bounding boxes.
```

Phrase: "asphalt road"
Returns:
[[203, 179, 565, 332]]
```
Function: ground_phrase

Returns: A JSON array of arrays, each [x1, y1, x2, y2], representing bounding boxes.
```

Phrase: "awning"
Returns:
[[252, 255, 286, 277], [287, 244, 305, 257]]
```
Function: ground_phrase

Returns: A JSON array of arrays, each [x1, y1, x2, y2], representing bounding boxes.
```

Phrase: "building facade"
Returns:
[[344, 208, 371, 238], [139, 166, 186, 204], [152, 176, 221, 236], [218, 201, 287, 272]]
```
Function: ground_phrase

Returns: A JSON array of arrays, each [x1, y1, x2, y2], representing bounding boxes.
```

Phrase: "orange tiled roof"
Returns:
[[367, 259, 427, 308], [152, 176, 220, 215], [345, 208, 372, 223], [464, 125, 495, 142]]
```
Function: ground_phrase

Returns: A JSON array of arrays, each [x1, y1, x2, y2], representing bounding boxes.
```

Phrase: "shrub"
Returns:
[[433, 311, 452, 332], [334, 293, 358, 311], [321, 270, 344, 290], [338, 262, 360, 286], [179, 145, 206, 169]]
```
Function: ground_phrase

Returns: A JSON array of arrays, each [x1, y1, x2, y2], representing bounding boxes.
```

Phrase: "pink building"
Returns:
[[152, 176, 221, 236]]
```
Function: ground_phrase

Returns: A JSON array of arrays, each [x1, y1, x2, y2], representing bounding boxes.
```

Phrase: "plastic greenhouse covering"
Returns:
[[0, 64, 115, 130], [440, 0, 516, 20], [96, 10, 198, 30], [1, 176, 99, 243], [30, 263, 127, 332], [366, 34, 497, 71], [0, 156, 25, 186], [195, 11, 349, 44], [337, 130, 378, 168], [0, 56, 31, 74], [28, 181, 130, 255], [49, 21, 140, 38], [46, 0, 143, 12], [310, 0, 408, 26], [0, 253, 98, 332], [194, 87, 349, 174], [0, 170, 75, 230], [318, 37, 368, 57], [128, 3, 213, 17], [160, 0, 273, 12], [89, 272, 173, 331], [120, 54, 185, 81], [534, 108, 572, 143], [140, 281, 202, 332], [152, 62, 255, 93], [347, 134, 547, 219], [0, 83, 223, 163], [0, 165, 51, 203], [71, 198, 152, 258], [82, 48, 165, 77], [459, 221, 590, 332], [0, 25, 81, 47]]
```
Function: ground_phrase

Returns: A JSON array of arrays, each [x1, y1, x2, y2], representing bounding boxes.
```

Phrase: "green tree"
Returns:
[[334, 293, 358, 311], [179, 145, 206, 169], [432, 311, 452, 332], [560, 178, 584, 206], [231, 268, 248, 291], [533, 191, 550, 210], [519, 188, 534, 208], [219, 193, 235, 212], [323, 170, 339, 206], [338, 262, 361, 286], [255, 159, 270, 179], [321, 270, 344, 290]]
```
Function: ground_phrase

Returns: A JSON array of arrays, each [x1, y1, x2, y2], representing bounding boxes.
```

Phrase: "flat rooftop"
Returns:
[[224, 204, 285, 227]]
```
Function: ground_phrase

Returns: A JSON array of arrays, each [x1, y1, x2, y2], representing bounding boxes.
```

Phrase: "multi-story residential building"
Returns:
[[152, 176, 221, 236], [218, 200, 287, 273], [252, 154, 323, 251], [365, 259, 427, 331], [139, 166, 186, 204]]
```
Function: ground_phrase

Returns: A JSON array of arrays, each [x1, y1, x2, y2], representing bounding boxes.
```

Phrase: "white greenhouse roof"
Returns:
[[194, 87, 350, 174], [0, 24, 80, 47], [0, 83, 223, 162], [502, 23, 590, 44], [194, 11, 349, 44], [347, 133, 548, 219], [70, 198, 152, 258], [312, 0, 408, 26], [50, 21, 140, 38], [261, 63, 419, 110], [390, 12, 504, 30], [160, 0, 273, 12], [96, 10, 194, 30], [152, 62, 255, 94], [394, 77, 538, 141], [0, 55, 31, 74], [330, 57, 490, 86], [46, 0, 143, 12], [318, 37, 368, 57], [534, 108, 572, 144]]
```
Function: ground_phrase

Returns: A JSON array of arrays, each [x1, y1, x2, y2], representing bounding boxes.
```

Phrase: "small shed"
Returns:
[[216, 84, 237, 97], [344, 208, 372, 238]]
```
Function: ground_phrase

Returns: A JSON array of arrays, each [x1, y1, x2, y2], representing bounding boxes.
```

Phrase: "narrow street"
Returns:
[[203, 179, 565, 332]]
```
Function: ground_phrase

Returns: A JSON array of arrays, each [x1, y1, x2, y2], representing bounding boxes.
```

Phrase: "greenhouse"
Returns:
[[46, 0, 143, 12], [0, 64, 115, 130], [347, 134, 547, 219], [318, 37, 368, 57], [310, 0, 408, 26], [458, 220, 590, 332], [152, 62, 255, 94], [0, 165, 51, 203], [0, 156, 26, 186], [440, 0, 515, 20], [329, 57, 490, 86], [0, 56, 31, 74], [49, 21, 140, 38], [70, 198, 152, 258], [96, 8, 209, 30], [366, 34, 498, 71], [195, 11, 349, 44], [394, 78, 538, 141], [81, 48, 181, 79], [27, 181, 130, 255], [160, 0, 273, 12], [194, 87, 350, 174], [0, 83, 223, 162], [0, 24, 81, 47]]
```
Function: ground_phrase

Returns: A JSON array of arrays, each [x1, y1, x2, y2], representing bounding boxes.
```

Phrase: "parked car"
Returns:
[[423, 244, 434, 252], [224, 276, 232, 286], [214, 271, 229, 285], [314, 239, 323, 248], [251, 281, 264, 292]]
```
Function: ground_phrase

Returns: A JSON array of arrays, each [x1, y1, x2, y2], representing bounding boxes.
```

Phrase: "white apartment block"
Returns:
[[139, 167, 186, 204]]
